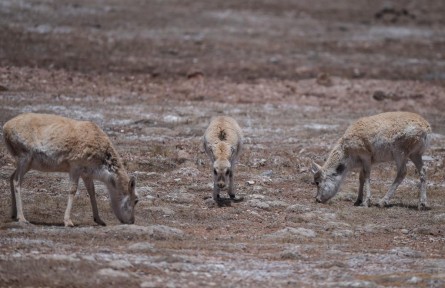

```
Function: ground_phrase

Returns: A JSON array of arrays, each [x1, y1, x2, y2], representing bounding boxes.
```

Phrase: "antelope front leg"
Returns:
[[418, 165, 428, 210], [64, 172, 80, 227], [213, 182, 221, 202], [361, 158, 372, 207], [13, 157, 32, 224], [410, 154, 428, 210], [82, 176, 106, 226], [228, 171, 235, 199], [379, 159, 407, 208], [10, 170, 17, 219], [354, 168, 365, 206]]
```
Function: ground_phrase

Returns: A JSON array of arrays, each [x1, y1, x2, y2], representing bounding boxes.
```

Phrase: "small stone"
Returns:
[[352, 68, 364, 78], [407, 276, 422, 284], [140, 281, 159, 288], [335, 280, 376, 287], [45, 254, 79, 262], [159, 206, 175, 216], [261, 170, 273, 177], [316, 72, 333, 86], [433, 213, 445, 222], [82, 255, 96, 261], [248, 199, 270, 210], [280, 250, 306, 260], [373, 90, 388, 101], [390, 247, 423, 258], [267, 200, 288, 208], [252, 185, 263, 193], [246, 180, 255, 185], [109, 259, 133, 269], [187, 71, 204, 79], [97, 268, 129, 278], [150, 225, 185, 240], [422, 155, 434, 161], [247, 210, 264, 220], [332, 229, 354, 238], [128, 242, 155, 252], [268, 227, 316, 239], [286, 204, 312, 213], [163, 115, 181, 123], [177, 150, 191, 162], [401, 229, 409, 234]]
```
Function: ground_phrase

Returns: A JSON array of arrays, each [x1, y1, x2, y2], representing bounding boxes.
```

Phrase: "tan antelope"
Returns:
[[203, 116, 243, 202], [311, 112, 431, 210], [3, 113, 138, 226]]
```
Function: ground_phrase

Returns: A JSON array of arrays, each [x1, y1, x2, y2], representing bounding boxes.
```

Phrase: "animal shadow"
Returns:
[[203, 195, 245, 207], [382, 203, 431, 211], [30, 221, 66, 226]]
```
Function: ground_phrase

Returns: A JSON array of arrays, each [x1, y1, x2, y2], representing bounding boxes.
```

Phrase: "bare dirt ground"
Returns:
[[1, 0, 445, 287]]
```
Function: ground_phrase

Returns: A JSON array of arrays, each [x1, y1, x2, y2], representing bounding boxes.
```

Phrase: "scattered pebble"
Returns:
[[267, 227, 316, 239], [286, 204, 312, 213], [261, 170, 273, 177], [433, 213, 445, 222], [422, 155, 434, 161], [407, 276, 422, 284], [247, 199, 270, 210], [334, 280, 377, 287], [128, 242, 155, 253], [331, 229, 354, 238], [109, 259, 133, 269], [96, 268, 130, 278], [280, 249, 306, 260], [390, 247, 423, 258]]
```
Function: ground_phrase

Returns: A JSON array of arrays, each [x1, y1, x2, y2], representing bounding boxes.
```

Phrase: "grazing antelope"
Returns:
[[203, 116, 243, 202], [311, 111, 431, 210], [3, 113, 138, 226]]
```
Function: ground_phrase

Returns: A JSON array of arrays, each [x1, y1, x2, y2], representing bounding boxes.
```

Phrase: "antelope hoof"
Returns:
[[17, 218, 30, 225], [213, 194, 221, 202], [361, 198, 371, 207], [378, 199, 389, 208], [64, 219, 75, 227], [94, 217, 106, 226], [229, 194, 236, 199], [418, 202, 429, 211], [354, 199, 362, 206]]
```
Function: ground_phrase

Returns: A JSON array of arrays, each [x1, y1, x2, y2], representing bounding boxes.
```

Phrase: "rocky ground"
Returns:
[[0, 0, 445, 287]]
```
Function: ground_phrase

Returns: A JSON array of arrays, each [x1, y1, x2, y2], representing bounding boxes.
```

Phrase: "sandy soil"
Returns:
[[1, 0, 445, 287]]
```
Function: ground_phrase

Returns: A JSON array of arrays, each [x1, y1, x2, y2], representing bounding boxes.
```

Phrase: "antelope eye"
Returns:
[[225, 170, 230, 176], [213, 169, 217, 175]]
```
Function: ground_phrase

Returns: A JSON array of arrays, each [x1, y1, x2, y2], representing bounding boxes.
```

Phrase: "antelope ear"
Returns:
[[311, 162, 322, 174], [128, 176, 136, 191]]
